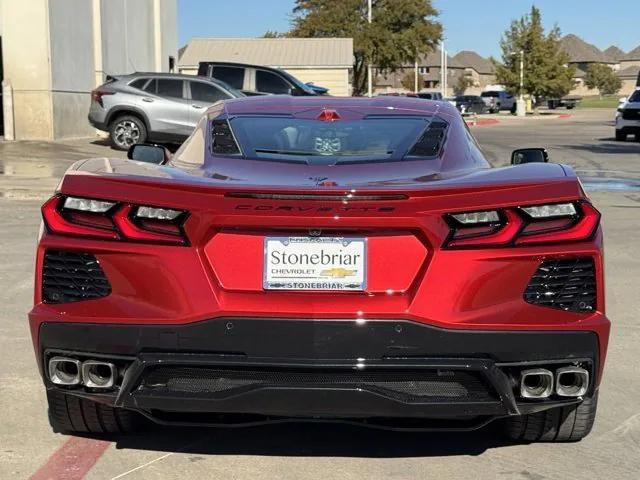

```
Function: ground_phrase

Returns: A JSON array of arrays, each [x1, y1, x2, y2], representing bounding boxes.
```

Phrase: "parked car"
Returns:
[[481, 90, 516, 113], [89, 73, 244, 150], [454, 95, 487, 114], [408, 91, 443, 101], [33, 95, 608, 442], [197, 62, 326, 96], [546, 96, 581, 109], [615, 88, 640, 141]]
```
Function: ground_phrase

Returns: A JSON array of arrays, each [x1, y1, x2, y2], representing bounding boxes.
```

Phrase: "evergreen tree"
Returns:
[[585, 63, 622, 97], [494, 6, 575, 101]]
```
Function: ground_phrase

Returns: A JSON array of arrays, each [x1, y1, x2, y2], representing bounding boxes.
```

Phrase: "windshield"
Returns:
[[212, 116, 446, 164], [629, 90, 640, 103]]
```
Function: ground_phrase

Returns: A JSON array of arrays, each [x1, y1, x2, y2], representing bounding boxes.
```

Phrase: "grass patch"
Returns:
[[578, 96, 621, 108]]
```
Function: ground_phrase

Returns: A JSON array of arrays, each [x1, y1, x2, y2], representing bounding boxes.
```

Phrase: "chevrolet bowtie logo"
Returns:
[[320, 268, 357, 278]]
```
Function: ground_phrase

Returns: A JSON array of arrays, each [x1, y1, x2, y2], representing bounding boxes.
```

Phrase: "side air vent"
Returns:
[[42, 250, 111, 303], [524, 258, 596, 312]]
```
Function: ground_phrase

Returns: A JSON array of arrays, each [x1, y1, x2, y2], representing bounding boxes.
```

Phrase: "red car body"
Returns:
[[30, 96, 609, 440]]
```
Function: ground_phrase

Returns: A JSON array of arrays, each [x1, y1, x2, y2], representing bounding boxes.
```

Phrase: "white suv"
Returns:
[[615, 89, 640, 141]]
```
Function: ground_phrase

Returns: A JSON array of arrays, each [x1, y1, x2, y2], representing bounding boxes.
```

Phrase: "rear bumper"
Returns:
[[39, 318, 601, 429]]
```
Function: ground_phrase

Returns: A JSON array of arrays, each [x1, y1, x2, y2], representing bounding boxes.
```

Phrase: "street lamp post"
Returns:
[[367, 0, 372, 97], [516, 49, 526, 116]]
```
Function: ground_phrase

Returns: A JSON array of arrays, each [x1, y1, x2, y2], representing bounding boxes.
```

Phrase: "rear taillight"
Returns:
[[90, 89, 114, 107], [445, 201, 600, 248], [42, 195, 188, 245]]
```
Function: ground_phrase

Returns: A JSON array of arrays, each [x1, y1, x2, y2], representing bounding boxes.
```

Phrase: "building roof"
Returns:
[[618, 65, 640, 79], [560, 34, 613, 64], [417, 49, 465, 69], [603, 46, 625, 62], [621, 46, 640, 61], [178, 38, 354, 68], [452, 50, 495, 74]]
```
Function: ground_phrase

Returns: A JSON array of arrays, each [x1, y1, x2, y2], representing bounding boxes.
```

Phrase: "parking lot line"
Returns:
[[29, 437, 111, 480]]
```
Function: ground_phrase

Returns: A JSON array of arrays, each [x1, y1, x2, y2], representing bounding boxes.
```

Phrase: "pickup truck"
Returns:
[[480, 91, 516, 113], [546, 96, 581, 109]]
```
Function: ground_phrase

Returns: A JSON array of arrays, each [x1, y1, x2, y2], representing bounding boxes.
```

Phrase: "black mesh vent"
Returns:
[[524, 258, 596, 312], [138, 367, 494, 403], [621, 109, 640, 120], [42, 250, 111, 303]]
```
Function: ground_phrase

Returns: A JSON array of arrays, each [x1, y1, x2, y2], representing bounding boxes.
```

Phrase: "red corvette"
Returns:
[[30, 96, 609, 442]]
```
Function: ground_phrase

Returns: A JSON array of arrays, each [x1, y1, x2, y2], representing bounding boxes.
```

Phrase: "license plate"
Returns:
[[264, 236, 366, 291]]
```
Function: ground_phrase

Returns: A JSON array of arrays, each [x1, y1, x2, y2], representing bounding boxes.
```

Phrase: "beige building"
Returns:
[[0, 0, 177, 141], [178, 38, 353, 97], [452, 51, 496, 95], [618, 47, 640, 96], [374, 49, 465, 96]]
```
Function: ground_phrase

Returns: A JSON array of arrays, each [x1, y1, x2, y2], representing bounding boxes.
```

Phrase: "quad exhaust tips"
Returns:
[[520, 368, 554, 398], [47, 357, 116, 389], [556, 367, 589, 397]]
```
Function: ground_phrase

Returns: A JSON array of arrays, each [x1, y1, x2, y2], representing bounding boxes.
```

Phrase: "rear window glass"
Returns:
[[481, 92, 499, 97], [211, 116, 446, 164]]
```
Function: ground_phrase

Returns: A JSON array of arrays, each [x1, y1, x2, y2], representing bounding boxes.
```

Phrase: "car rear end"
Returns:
[[88, 75, 138, 132], [30, 171, 608, 436]]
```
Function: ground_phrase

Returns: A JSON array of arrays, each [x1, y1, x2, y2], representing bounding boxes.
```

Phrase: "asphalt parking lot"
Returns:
[[1, 108, 639, 479]]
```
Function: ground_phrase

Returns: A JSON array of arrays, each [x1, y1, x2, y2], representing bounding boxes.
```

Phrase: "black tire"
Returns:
[[504, 393, 598, 442], [109, 114, 147, 151], [615, 130, 626, 141], [47, 389, 142, 435]]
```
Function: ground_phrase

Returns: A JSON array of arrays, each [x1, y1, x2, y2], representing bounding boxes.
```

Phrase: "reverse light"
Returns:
[[450, 210, 499, 224], [520, 203, 576, 218], [63, 196, 115, 213], [135, 206, 182, 220]]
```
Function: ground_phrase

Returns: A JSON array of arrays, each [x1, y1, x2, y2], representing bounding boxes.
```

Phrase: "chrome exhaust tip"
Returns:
[[556, 367, 589, 397], [81, 360, 116, 389], [520, 368, 554, 398], [48, 357, 82, 385]]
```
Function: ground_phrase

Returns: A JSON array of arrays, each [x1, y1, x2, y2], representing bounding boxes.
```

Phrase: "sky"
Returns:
[[177, 0, 639, 59]]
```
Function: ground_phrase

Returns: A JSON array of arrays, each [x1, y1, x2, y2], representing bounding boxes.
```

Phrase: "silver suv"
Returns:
[[88, 73, 244, 150]]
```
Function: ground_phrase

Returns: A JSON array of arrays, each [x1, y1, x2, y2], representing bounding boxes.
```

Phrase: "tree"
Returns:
[[289, 0, 442, 95], [453, 74, 474, 95], [585, 63, 622, 97], [263, 30, 287, 38], [401, 70, 419, 92], [494, 6, 575, 101]]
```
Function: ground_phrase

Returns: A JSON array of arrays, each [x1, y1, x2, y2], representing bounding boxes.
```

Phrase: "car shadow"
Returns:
[[107, 421, 516, 458], [559, 139, 640, 155]]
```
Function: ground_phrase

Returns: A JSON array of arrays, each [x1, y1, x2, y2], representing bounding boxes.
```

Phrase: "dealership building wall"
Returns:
[[0, 0, 177, 140]]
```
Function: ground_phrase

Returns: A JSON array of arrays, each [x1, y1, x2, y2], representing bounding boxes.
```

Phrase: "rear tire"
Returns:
[[109, 114, 147, 151], [615, 130, 626, 141], [504, 393, 598, 442], [47, 389, 142, 434]]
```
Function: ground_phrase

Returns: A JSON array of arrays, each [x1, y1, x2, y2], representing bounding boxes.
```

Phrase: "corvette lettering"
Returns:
[[235, 204, 395, 213]]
